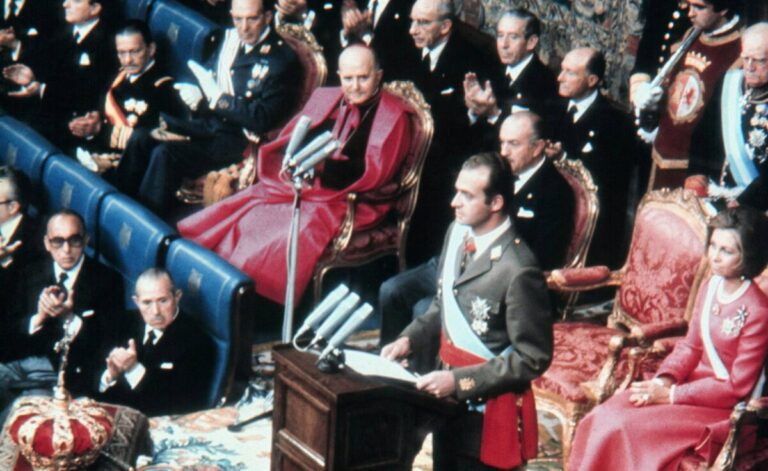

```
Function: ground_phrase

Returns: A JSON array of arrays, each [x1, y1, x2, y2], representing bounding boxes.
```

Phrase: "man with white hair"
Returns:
[[686, 22, 768, 210]]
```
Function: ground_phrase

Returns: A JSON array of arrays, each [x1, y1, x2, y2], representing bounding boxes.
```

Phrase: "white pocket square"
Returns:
[[81, 310, 95, 318], [440, 87, 454, 95], [160, 362, 174, 370], [27, 28, 38, 36], [79, 52, 91, 66], [581, 141, 593, 153], [517, 207, 535, 219]]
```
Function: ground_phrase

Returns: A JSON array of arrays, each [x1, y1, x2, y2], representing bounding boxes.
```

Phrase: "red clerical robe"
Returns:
[[569, 277, 768, 471], [177, 87, 412, 304]]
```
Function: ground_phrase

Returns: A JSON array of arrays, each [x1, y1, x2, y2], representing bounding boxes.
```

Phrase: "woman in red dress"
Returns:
[[569, 207, 768, 470]]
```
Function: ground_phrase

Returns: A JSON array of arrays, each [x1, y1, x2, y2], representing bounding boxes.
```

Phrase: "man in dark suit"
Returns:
[[555, 47, 635, 270], [0, 210, 123, 417], [120, 0, 302, 216], [67, 20, 186, 183], [380, 111, 573, 344], [405, 0, 498, 263], [0, 167, 42, 348], [382, 152, 552, 470], [2, 0, 116, 150], [98, 268, 215, 416], [341, 0, 418, 81], [463, 9, 559, 152]]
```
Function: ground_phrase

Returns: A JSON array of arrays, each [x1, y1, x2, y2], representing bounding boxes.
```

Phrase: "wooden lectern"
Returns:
[[272, 345, 457, 470]]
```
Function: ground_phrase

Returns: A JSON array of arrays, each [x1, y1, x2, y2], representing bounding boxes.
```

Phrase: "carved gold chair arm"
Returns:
[[547, 266, 622, 292], [330, 193, 358, 254], [580, 333, 641, 404]]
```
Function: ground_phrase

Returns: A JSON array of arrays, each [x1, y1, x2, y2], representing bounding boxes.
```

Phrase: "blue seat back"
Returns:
[[164, 239, 253, 407], [42, 155, 117, 257], [98, 193, 178, 307], [122, 0, 155, 19], [0, 116, 58, 212], [148, 0, 221, 82]]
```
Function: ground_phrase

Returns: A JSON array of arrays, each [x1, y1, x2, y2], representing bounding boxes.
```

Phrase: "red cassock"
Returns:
[[569, 278, 768, 471], [177, 87, 412, 304]]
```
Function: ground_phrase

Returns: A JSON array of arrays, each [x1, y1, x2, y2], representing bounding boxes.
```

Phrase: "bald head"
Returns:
[[558, 47, 604, 99], [742, 23, 768, 89], [338, 46, 383, 105]]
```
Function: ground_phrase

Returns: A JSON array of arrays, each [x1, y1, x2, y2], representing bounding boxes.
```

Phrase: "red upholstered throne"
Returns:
[[311, 81, 434, 301], [534, 188, 709, 467], [551, 157, 599, 316]]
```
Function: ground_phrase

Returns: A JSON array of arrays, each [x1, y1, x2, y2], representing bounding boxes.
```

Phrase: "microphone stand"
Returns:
[[282, 170, 309, 342]]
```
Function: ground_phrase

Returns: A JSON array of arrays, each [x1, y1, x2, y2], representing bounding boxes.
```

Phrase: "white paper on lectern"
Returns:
[[343, 349, 417, 383]]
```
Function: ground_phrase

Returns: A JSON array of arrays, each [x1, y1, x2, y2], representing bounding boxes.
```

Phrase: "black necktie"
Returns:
[[8, 0, 16, 19], [73, 30, 80, 43], [145, 330, 156, 346], [567, 104, 578, 122], [57, 272, 69, 298], [422, 52, 431, 72]]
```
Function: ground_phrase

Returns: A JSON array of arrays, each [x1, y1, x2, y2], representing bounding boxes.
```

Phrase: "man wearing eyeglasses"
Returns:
[[0, 209, 123, 417], [119, 0, 302, 216], [686, 22, 768, 211]]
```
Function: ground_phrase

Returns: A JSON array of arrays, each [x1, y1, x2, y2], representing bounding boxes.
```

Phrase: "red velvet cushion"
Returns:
[[534, 323, 628, 402], [559, 169, 589, 265], [619, 204, 705, 325]]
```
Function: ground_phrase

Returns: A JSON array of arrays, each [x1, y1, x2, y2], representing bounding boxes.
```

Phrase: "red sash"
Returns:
[[104, 71, 130, 127], [440, 332, 538, 469]]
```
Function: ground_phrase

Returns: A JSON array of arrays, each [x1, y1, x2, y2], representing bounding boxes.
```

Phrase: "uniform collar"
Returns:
[[470, 217, 511, 259]]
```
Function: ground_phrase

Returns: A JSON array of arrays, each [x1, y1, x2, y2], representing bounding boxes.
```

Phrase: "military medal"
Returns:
[[470, 296, 491, 335]]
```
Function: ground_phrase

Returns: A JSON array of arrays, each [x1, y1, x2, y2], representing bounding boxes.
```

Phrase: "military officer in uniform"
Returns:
[[382, 152, 553, 470], [120, 0, 302, 216], [67, 20, 186, 182]]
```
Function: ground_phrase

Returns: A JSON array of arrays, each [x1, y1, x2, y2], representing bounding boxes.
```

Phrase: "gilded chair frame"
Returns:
[[275, 22, 328, 102], [552, 157, 599, 316], [535, 188, 709, 468], [312, 81, 434, 302]]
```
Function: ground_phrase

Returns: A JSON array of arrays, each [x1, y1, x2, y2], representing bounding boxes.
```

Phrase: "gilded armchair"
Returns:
[[532, 188, 709, 466], [312, 81, 434, 302]]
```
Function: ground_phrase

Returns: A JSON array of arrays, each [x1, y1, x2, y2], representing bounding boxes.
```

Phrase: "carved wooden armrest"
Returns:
[[712, 398, 768, 471], [330, 193, 358, 254], [581, 333, 635, 404], [547, 266, 620, 291], [629, 320, 688, 343], [749, 397, 768, 416]]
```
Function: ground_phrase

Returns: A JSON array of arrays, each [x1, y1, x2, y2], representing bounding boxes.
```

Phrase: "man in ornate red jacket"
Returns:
[[178, 45, 413, 305]]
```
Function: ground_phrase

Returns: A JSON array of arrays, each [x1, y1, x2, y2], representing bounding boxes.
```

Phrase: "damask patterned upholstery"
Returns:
[[148, 0, 221, 82], [41, 154, 118, 257], [164, 239, 255, 407], [534, 188, 709, 466], [311, 81, 434, 301]]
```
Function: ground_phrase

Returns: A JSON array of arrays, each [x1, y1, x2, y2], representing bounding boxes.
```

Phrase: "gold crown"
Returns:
[[684, 51, 712, 73]]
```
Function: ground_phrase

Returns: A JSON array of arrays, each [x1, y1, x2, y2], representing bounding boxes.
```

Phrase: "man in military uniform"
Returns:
[[686, 22, 768, 210], [382, 152, 553, 470], [67, 20, 186, 182], [121, 0, 302, 216], [633, 0, 742, 189]]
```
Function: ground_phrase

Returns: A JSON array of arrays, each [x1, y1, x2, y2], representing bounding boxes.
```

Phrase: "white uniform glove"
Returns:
[[174, 83, 203, 110], [187, 60, 224, 109], [637, 126, 659, 144], [633, 82, 664, 115]]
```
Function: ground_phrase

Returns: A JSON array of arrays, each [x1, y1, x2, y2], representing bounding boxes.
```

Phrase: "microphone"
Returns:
[[308, 293, 360, 348], [293, 284, 350, 339], [288, 131, 333, 168], [294, 140, 340, 176], [319, 303, 373, 360], [281, 115, 312, 168]]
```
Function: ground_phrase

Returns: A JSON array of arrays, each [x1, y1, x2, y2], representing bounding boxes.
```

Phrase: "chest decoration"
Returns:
[[123, 98, 148, 127], [469, 296, 491, 336], [721, 304, 749, 336], [251, 63, 270, 81], [668, 69, 705, 124], [742, 99, 768, 164]]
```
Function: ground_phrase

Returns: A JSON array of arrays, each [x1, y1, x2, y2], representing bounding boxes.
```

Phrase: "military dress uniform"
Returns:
[[120, 25, 302, 215], [401, 220, 553, 470]]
